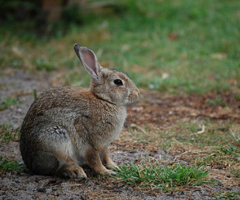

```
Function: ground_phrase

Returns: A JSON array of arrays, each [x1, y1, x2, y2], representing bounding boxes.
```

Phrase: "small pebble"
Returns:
[[235, 157, 240, 162], [37, 188, 46, 193]]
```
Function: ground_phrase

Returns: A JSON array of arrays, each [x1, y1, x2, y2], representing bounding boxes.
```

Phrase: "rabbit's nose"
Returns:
[[132, 89, 140, 99], [134, 88, 140, 97]]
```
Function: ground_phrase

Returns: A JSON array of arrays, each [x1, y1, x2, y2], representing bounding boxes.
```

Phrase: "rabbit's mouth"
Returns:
[[126, 89, 140, 105]]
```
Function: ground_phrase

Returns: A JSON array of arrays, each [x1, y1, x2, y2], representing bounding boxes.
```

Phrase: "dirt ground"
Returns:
[[0, 69, 239, 200]]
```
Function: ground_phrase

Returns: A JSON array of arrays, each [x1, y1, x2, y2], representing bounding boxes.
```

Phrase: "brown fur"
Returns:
[[20, 45, 140, 178]]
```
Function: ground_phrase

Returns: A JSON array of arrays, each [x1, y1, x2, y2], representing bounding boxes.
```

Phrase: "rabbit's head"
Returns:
[[74, 44, 140, 106]]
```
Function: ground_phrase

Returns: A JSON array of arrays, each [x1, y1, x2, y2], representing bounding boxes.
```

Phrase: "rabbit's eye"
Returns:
[[114, 79, 123, 86]]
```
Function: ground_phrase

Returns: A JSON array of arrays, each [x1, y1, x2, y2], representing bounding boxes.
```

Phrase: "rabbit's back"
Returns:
[[21, 86, 89, 131], [20, 86, 127, 150]]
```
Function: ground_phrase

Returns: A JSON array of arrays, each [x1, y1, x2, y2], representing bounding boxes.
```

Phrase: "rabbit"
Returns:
[[20, 44, 140, 179]]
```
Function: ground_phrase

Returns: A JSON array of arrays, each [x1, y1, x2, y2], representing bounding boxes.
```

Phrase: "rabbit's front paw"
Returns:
[[100, 169, 117, 175], [59, 165, 87, 179], [106, 161, 119, 171]]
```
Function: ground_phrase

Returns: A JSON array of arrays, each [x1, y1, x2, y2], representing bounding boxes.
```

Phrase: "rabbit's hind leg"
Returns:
[[56, 156, 87, 179], [30, 151, 87, 179], [31, 125, 87, 179]]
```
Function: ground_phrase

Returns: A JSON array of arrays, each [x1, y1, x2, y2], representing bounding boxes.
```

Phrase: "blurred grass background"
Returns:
[[0, 0, 239, 94]]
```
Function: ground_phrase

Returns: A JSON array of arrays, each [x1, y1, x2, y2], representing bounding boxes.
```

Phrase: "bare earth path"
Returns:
[[0, 69, 239, 199]]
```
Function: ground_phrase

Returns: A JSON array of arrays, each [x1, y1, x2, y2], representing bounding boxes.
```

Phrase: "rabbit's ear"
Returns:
[[74, 44, 101, 82]]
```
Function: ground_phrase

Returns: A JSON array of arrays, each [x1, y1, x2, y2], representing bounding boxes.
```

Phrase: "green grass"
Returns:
[[206, 96, 228, 107], [220, 144, 240, 157], [0, 124, 20, 143], [0, 97, 20, 111], [220, 131, 240, 157], [0, 156, 26, 174], [115, 163, 209, 191], [33, 89, 37, 100], [230, 168, 240, 178], [0, 0, 240, 94], [234, 94, 240, 101], [220, 131, 240, 158]]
